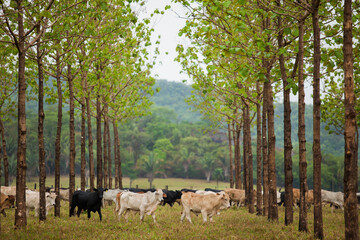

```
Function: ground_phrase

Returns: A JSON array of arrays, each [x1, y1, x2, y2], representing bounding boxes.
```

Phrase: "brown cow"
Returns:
[[0, 192, 15, 216], [181, 192, 230, 223]]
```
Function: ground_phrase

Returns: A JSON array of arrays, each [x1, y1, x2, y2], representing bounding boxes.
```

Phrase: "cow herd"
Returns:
[[1, 185, 359, 225]]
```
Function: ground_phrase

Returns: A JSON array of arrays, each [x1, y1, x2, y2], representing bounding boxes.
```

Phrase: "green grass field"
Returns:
[[0, 177, 355, 239]]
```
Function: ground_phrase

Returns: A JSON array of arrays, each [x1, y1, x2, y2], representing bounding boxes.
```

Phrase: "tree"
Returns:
[[343, 0, 359, 239]]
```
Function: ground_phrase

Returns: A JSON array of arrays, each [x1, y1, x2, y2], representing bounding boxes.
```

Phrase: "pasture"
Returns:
[[0, 178, 354, 239]]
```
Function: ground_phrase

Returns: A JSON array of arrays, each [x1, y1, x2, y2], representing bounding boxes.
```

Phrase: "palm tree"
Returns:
[[199, 152, 215, 182], [143, 152, 165, 188]]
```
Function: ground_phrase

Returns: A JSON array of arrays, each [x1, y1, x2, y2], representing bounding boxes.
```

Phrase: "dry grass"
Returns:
[[1, 178, 355, 239]]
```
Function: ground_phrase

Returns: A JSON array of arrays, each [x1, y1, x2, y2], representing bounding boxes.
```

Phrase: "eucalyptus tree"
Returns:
[[343, 0, 358, 238], [0, 0, 56, 228], [0, 44, 17, 187]]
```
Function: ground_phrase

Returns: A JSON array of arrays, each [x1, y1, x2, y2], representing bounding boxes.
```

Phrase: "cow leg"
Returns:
[[70, 204, 76, 217], [185, 209, 192, 224], [124, 209, 129, 223], [1, 209, 6, 217], [35, 207, 39, 217], [180, 209, 186, 222], [77, 207, 82, 217], [201, 210, 208, 223], [140, 210, 145, 222], [87, 209, 91, 219], [98, 208, 102, 221], [26, 208, 29, 218], [118, 207, 125, 221]]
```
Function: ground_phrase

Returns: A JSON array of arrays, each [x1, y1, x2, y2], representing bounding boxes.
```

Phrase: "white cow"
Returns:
[[118, 189, 164, 223], [102, 189, 124, 210], [1, 186, 17, 196], [321, 190, 344, 212], [181, 192, 230, 223], [26, 190, 57, 217]]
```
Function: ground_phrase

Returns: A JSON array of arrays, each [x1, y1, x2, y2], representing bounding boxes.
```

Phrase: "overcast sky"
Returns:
[[140, 1, 313, 104]]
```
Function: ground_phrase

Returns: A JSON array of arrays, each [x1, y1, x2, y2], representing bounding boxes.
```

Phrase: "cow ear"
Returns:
[[93, 188, 98, 192], [163, 193, 167, 198]]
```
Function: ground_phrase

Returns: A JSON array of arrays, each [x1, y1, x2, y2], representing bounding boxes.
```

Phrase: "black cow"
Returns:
[[161, 190, 182, 207], [70, 188, 106, 221], [204, 188, 223, 193], [180, 188, 197, 193], [278, 192, 285, 206], [122, 188, 156, 193]]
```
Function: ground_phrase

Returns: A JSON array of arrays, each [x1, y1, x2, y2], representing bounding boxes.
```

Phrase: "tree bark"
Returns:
[[233, 121, 241, 189], [113, 120, 119, 189], [107, 117, 112, 189], [0, 117, 9, 186], [227, 122, 234, 188], [15, 0, 27, 228], [68, 64, 76, 209], [96, 95, 103, 188], [262, 80, 268, 217], [256, 81, 262, 216], [266, 69, 278, 222], [116, 122, 123, 189], [81, 101, 86, 191], [103, 111, 108, 189], [312, 0, 323, 238], [298, 15, 308, 232], [37, 27, 46, 221], [343, 0, 359, 239], [243, 112, 248, 197], [277, 7, 294, 225], [244, 102, 254, 214], [86, 95, 95, 191], [54, 49, 62, 217]]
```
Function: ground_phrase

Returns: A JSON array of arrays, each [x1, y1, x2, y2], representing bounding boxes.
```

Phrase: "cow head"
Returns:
[[95, 188, 105, 199], [155, 189, 164, 202], [175, 190, 182, 199], [1, 195, 15, 209], [220, 193, 231, 209], [46, 192, 57, 206]]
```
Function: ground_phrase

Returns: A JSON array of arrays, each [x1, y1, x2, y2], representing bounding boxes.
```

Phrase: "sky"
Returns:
[[140, 1, 313, 104]]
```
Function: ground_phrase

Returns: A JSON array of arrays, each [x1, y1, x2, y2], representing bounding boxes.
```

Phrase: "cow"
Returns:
[[278, 188, 312, 209], [25, 190, 57, 217], [321, 190, 344, 213], [180, 188, 197, 193], [1, 186, 16, 196], [180, 192, 230, 223], [70, 188, 106, 221], [224, 189, 245, 207], [46, 187, 70, 201], [117, 189, 165, 223], [0, 193, 15, 216], [102, 189, 125, 210], [123, 188, 156, 193], [161, 190, 182, 207], [204, 188, 223, 193]]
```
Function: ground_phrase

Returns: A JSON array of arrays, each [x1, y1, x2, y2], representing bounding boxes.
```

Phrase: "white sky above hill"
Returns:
[[141, 1, 313, 105]]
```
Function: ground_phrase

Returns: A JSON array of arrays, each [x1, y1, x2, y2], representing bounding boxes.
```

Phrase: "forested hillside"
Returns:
[[1, 79, 351, 192]]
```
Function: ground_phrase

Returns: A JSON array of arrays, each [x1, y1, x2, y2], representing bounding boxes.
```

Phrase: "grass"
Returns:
[[1, 177, 356, 239]]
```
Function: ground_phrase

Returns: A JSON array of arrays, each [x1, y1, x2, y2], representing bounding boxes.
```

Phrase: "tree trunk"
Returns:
[[54, 49, 62, 217], [96, 95, 102, 188], [113, 120, 119, 189], [233, 121, 241, 189], [256, 81, 262, 216], [227, 122, 234, 188], [107, 117, 112, 189], [262, 81, 268, 217], [312, 0, 323, 238], [298, 15, 308, 232], [68, 64, 76, 208], [103, 111, 108, 189], [0, 117, 9, 186], [244, 102, 254, 214], [86, 95, 95, 191], [277, 8, 294, 225], [81, 101, 86, 191], [343, 1, 359, 239], [116, 123, 123, 189], [15, 0, 27, 228], [243, 112, 248, 197], [37, 28, 46, 221], [266, 69, 278, 222]]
